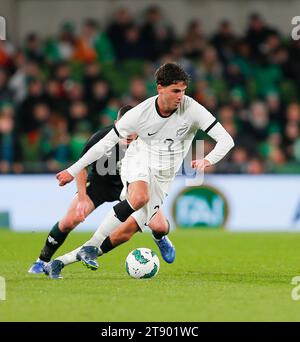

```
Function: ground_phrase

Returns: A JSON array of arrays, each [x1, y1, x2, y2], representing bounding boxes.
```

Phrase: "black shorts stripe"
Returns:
[[204, 119, 218, 133], [113, 125, 120, 137]]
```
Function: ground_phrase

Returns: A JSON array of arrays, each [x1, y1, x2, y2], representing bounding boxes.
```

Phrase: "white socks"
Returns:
[[83, 208, 123, 248], [56, 246, 81, 265], [56, 208, 122, 266]]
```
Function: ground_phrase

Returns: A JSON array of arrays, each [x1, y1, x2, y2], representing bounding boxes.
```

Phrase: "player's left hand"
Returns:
[[191, 159, 211, 172], [56, 169, 74, 186]]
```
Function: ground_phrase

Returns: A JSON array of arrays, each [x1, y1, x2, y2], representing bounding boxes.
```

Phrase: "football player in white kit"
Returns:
[[45, 63, 234, 278]]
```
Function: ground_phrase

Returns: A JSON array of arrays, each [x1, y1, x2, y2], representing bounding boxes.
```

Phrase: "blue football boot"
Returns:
[[28, 259, 46, 274], [43, 259, 64, 279], [153, 236, 176, 263], [76, 246, 99, 270]]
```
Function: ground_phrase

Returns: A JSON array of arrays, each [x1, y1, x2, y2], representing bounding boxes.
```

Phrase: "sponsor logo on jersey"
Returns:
[[172, 185, 228, 228]]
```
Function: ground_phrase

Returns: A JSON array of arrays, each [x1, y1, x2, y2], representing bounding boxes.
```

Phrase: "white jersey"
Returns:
[[67, 95, 234, 178], [118, 95, 213, 182]]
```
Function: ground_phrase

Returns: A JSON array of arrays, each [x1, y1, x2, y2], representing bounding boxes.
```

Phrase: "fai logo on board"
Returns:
[[173, 185, 229, 228]]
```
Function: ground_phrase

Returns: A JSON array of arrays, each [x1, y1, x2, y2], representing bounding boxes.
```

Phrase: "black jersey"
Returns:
[[80, 125, 124, 191]]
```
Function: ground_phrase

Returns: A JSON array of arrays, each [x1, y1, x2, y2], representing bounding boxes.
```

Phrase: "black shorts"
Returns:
[[86, 176, 122, 209]]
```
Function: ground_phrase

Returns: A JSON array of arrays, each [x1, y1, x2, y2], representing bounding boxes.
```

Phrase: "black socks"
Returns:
[[113, 199, 135, 222], [100, 236, 115, 254], [39, 222, 69, 262]]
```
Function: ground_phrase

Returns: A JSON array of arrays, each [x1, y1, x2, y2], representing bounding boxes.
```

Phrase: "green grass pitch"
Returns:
[[0, 229, 300, 322]]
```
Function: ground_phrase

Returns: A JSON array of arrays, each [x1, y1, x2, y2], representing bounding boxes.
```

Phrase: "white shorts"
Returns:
[[120, 157, 170, 231]]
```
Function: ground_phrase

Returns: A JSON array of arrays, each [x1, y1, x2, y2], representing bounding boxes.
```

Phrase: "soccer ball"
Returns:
[[125, 248, 160, 279]]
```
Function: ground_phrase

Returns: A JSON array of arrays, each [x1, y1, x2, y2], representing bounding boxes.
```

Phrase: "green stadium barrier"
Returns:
[[0, 211, 10, 230]]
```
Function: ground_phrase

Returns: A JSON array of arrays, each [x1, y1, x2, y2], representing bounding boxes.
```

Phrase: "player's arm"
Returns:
[[56, 109, 140, 186], [204, 122, 234, 165], [56, 128, 120, 186], [192, 122, 235, 171], [75, 169, 90, 222], [191, 102, 235, 172], [75, 129, 111, 220]]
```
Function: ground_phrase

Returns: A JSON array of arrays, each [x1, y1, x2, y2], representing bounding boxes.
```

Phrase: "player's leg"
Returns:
[[148, 209, 169, 236], [99, 216, 140, 253], [49, 173, 150, 274], [44, 180, 148, 277], [96, 180, 149, 241], [59, 216, 140, 263], [45, 215, 141, 278], [77, 180, 149, 257], [148, 209, 175, 263], [41, 194, 95, 259], [76, 156, 151, 263], [28, 194, 95, 274], [86, 146, 151, 253], [90, 180, 148, 246], [45, 206, 171, 278], [96, 201, 175, 264], [45, 202, 172, 278], [108, 206, 176, 264]]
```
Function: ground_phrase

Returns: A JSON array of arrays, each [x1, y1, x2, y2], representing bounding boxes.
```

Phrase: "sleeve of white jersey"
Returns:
[[114, 106, 141, 137], [191, 99, 234, 165], [66, 107, 141, 177], [191, 99, 217, 132], [67, 129, 119, 177], [204, 123, 235, 165]]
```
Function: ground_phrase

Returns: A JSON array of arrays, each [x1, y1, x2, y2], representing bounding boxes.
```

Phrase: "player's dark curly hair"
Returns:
[[117, 105, 133, 120], [155, 62, 189, 86]]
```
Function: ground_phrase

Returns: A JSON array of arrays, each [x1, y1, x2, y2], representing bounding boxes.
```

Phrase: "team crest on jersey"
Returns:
[[176, 123, 189, 137]]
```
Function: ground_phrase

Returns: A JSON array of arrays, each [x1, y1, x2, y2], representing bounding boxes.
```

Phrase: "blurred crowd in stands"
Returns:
[[0, 6, 300, 174]]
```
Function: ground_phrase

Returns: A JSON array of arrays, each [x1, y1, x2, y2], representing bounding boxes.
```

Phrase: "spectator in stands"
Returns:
[[0, 106, 23, 173], [9, 52, 31, 104], [245, 13, 278, 59], [0, 40, 13, 68], [18, 78, 49, 133], [196, 46, 223, 82], [106, 8, 134, 61], [0, 68, 13, 103], [141, 5, 175, 61], [183, 20, 206, 60], [247, 157, 265, 174], [122, 77, 148, 107], [44, 21, 75, 63], [73, 19, 98, 63], [24, 33, 44, 65], [117, 24, 146, 61], [68, 101, 89, 134], [88, 79, 113, 124], [0, 11, 300, 174], [82, 62, 103, 100], [211, 19, 237, 65]]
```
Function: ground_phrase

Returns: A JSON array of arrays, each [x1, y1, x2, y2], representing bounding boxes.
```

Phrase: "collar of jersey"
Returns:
[[155, 98, 177, 118]]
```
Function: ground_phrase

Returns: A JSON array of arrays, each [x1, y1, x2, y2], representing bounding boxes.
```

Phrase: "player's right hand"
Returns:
[[76, 198, 90, 222], [191, 159, 211, 172], [56, 169, 74, 186]]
